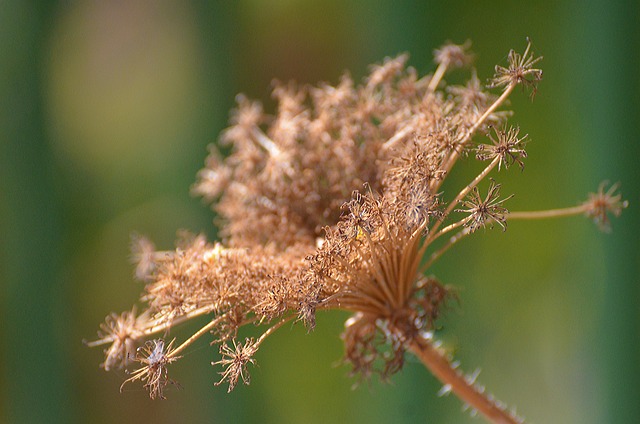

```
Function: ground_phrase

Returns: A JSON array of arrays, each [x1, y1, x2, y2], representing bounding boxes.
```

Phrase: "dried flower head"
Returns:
[[121, 339, 181, 400], [88, 39, 625, 424], [477, 126, 528, 171], [456, 179, 514, 232], [583, 181, 628, 232], [434, 40, 473, 69], [489, 38, 543, 99], [213, 338, 258, 392], [85, 308, 145, 371]]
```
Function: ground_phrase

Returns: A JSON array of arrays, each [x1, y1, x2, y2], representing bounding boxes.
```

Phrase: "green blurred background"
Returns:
[[2, 1, 638, 423]]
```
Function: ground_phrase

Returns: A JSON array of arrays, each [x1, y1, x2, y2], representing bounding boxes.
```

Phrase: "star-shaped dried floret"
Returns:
[[476, 126, 528, 171], [213, 338, 258, 392], [489, 38, 543, 97], [456, 180, 513, 232]]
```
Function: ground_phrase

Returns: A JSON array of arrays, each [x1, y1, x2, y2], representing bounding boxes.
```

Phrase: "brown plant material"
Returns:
[[89, 39, 625, 423], [120, 339, 180, 400]]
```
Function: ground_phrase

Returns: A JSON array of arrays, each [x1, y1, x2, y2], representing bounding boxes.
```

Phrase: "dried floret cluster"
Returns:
[[88, 39, 626, 423]]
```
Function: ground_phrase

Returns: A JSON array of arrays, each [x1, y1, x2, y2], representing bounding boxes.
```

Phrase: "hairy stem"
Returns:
[[408, 333, 521, 424]]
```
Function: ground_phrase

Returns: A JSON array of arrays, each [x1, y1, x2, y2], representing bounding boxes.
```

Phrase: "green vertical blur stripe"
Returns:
[[568, 1, 640, 422], [600, 1, 640, 421], [0, 1, 72, 423]]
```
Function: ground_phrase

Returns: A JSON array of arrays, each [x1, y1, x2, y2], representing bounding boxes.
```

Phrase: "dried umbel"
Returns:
[[88, 39, 626, 423]]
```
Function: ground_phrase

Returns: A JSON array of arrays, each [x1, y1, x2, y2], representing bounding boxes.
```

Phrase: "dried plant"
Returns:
[[87, 39, 626, 423]]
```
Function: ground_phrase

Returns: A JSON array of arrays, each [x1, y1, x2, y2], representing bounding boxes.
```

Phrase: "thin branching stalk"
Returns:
[[421, 227, 472, 273], [169, 314, 228, 358], [435, 83, 516, 192], [508, 205, 587, 220]]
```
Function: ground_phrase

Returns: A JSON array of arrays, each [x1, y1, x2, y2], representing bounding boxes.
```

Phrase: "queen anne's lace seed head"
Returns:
[[88, 39, 624, 423]]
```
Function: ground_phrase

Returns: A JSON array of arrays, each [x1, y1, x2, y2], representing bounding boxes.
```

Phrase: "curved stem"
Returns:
[[255, 316, 293, 347], [408, 334, 522, 424]]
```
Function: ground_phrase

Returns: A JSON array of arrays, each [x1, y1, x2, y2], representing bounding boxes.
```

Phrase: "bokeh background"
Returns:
[[2, 1, 639, 423]]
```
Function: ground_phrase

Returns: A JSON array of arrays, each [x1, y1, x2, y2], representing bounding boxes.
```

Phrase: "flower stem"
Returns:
[[508, 204, 587, 220], [408, 333, 522, 424], [421, 227, 471, 273], [255, 316, 293, 347], [435, 82, 516, 193], [382, 122, 416, 151], [428, 61, 448, 92], [426, 155, 501, 246], [169, 314, 227, 358]]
